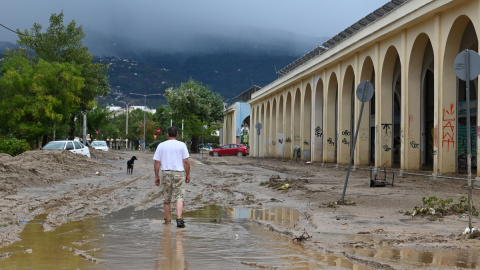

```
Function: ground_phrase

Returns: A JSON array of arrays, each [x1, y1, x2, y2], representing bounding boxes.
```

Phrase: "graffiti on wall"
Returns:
[[327, 138, 335, 146], [381, 123, 392, 152], [381, 123, 391, 134], [315, 126, 323, 138], [410, 141, 420, 148], [442, 104, 455, 151], [341, 129, 350, 145]]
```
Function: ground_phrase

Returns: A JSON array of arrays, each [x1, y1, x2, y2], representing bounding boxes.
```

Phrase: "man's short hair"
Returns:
[[168, 126, 178, 137]]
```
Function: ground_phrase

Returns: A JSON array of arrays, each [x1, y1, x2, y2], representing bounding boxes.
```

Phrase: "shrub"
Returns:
[[0, 138, 31, 156], [407, 195, 479, 217]]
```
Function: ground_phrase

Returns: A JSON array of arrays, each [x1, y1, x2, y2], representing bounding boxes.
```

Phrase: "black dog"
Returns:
[[127, 156, 138, 174]]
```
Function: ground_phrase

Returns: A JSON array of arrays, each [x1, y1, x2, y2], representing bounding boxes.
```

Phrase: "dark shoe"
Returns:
[[164, 219, 171, 225], [176, 218, 185, 228]]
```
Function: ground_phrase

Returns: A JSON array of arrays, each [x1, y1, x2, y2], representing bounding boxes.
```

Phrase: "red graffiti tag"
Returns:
[[442, 104, 455, 151]]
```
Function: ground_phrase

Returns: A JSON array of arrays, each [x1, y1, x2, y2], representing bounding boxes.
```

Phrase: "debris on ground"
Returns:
[[293, 230, 312, 242]]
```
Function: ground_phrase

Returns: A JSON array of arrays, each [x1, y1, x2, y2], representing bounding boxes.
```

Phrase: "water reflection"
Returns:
[[156, 225, 189, 270], [344, 234, 480, 269], [249, 207, 300, 227]]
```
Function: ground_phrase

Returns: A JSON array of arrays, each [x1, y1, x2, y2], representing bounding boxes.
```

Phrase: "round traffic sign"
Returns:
[[454, 49, 480, 81], [356, 81, 374, 102], [156, 128, 161, 134]]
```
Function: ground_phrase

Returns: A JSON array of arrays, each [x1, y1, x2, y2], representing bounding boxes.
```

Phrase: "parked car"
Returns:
[[200, 146, 212, 152], [41, 140, 91, 158], [91, 140, 109, 151], [209, 144, 249, 157]]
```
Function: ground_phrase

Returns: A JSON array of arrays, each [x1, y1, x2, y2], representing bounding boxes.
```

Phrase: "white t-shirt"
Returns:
[[153, 139, 190, 171]]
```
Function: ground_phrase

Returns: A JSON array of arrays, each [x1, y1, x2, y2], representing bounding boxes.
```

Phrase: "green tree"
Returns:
[[128, 109, 157, 149], [164, 79, 224, 152], [0, 51, 84, 147], [155, 105, 172, 132], [17, 11, 109, 139]]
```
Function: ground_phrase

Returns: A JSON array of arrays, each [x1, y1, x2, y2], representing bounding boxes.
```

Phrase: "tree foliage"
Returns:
[[164, 79, 223, 152], [0, 51, 84, 143], [13, 11, 109, 141], [0, 138, 31, 156]]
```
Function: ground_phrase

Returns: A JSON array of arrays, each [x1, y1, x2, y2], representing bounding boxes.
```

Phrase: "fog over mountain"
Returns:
[[0, 22, 328, 108], [81, 24, 324, 58]]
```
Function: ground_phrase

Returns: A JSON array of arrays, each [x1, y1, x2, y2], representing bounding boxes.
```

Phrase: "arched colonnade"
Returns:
[[248, 0, 480, 176]]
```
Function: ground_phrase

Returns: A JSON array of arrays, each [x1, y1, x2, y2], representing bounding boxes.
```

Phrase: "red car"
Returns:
[[209, 144, 249, 157]]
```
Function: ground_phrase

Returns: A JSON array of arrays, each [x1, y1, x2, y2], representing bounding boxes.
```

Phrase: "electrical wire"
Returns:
[[0, 23, 34, 37]]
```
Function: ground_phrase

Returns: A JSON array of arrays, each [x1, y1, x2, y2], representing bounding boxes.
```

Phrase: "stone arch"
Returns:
[[407, 33, 434, 171], [313, 78, 324, 162], [285, 92, 293, 158], [260, 103, 265, 157], [339, 65, 355, 164], [251, 105, 257, 156], [442, 15, 478, 173], [278, 95, 285, 158], [294, 88, 302, 158], [303, 83, 312, 161], [265, 101, 271, 157], [271, 98, 277, 157], [326, 72, 338, 163], [358, 56, 376, 165], [379, 46, 402, 168]]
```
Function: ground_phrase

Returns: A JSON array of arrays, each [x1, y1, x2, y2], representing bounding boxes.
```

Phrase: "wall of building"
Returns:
[[246, 0, 480, 176]]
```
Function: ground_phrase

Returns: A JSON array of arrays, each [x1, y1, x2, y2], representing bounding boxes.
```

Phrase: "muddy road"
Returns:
[[1, 149, 480, 269]]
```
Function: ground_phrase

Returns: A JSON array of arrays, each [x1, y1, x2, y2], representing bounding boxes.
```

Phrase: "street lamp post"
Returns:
[[120, 100, 137, 149], [130, 92, 162, 151]]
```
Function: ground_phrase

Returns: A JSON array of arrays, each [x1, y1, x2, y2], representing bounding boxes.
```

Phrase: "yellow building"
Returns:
[[240, 0, 480, 177]]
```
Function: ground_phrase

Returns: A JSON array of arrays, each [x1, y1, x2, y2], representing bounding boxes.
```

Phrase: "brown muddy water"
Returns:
[[0, 206, 369, 269], [342, 233, 480, 269], [0, 206, 479, 269]]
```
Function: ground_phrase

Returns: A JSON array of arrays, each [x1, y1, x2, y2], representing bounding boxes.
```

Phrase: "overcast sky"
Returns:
[[0, 0, 389, 50]]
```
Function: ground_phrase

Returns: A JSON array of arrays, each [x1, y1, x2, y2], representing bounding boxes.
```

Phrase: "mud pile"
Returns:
[[0, 150, 120, 194]]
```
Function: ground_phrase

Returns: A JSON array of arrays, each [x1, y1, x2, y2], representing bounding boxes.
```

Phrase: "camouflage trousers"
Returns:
[[160, 170, 186, 203]]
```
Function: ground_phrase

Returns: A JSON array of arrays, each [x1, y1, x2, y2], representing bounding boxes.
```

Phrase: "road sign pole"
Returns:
[[341, 81, 374, 204], [464, 50, 473, 230], [454, 49, 480, 230], [257, 132, 260, 161], [255, 123, 262, 162]]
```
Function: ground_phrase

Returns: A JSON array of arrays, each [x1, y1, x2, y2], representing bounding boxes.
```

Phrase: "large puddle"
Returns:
[[343, 234, 480, 269], [0, 206, 370, 269], [0, 206, 479, 269]]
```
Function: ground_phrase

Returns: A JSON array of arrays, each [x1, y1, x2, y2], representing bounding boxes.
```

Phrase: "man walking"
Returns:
[[153, 126, 191, 228]]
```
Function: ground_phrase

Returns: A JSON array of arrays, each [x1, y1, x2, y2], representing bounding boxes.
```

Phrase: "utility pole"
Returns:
[[130, 92, 162, 150]]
